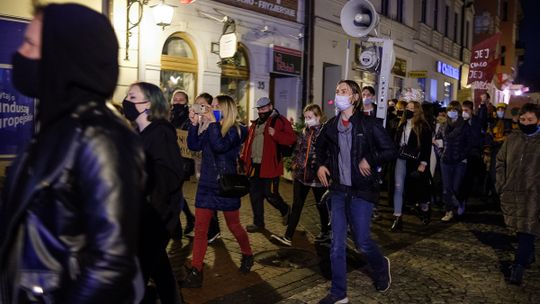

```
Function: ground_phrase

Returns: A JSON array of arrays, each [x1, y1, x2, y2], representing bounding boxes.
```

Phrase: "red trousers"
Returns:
[[191, 208, 252, 271]]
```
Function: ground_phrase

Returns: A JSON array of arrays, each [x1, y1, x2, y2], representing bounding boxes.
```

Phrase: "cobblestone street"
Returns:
[[171, 178, 540, 304]]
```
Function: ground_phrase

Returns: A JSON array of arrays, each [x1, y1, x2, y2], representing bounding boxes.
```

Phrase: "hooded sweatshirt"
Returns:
[[38, 3, 119, 129]]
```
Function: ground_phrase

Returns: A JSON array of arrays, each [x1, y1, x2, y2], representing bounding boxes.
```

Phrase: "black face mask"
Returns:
[[258, 111, 272, 124], [172, 104, 187, 115], [387, 106, 395, 114], [397, 110, 404, 117], [12, 52, 40, 98], [405, 110, 414, 119], [518, 123, 538, 135], [122, 99, 144, 122]]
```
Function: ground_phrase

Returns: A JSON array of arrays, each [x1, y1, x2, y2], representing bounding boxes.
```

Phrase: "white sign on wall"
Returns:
[[219, 33, 238, 59]]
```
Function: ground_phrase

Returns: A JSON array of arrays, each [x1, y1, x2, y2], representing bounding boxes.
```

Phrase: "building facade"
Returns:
[[310, 0, 474, 117], [113, 0, 305, 123]]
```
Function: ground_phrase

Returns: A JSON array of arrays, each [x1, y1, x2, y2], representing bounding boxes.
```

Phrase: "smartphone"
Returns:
[[191, 104, 206, 114]]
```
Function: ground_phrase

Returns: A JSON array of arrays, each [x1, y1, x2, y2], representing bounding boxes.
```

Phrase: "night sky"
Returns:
[[516, 0, 540, 92]]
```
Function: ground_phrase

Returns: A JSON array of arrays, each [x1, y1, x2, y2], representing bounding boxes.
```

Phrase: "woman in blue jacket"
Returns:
[[182, 95, 253, 288]]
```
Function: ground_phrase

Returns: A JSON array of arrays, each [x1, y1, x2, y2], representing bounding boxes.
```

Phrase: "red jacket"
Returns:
[[241, 112, 297, 178]]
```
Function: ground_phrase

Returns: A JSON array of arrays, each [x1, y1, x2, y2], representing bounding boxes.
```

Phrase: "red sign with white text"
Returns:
[[467, 33, 501, 84], [272, 46, 302, 76]]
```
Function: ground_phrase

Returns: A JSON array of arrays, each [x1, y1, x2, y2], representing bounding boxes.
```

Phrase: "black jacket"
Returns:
[[442, 117, 473, 164], [316, 112, 397, 203], [1, 4, 145, 303], [394, 120, 432, 165], [0, 103, 146, 303], [140, 119, 184, 238]]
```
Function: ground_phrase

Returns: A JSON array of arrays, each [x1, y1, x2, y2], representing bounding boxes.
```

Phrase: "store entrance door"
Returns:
[[269, 74, 300, 122]]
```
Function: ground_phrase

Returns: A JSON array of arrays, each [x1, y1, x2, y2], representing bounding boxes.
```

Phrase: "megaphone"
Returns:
[[340, 0, 379, 37]]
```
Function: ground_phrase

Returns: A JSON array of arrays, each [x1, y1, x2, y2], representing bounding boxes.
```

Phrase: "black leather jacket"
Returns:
[[0, 103, 146, 303], [316, 112, 397, 203]]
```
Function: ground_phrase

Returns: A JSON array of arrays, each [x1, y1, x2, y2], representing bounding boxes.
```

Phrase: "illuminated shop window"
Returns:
[[161, 33, 197, 102], [220, 44, 250, 122]]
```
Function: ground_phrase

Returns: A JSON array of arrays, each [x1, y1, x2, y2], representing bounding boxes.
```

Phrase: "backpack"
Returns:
[[270, 115, 296, 159]]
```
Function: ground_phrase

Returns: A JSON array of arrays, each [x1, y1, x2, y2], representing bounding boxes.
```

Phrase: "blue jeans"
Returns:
[[440, 162, 467, 212], [329, 191, 385, 298], [393, 158, 407, 216]]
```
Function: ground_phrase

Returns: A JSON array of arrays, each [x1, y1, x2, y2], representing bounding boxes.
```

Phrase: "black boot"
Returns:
[[181, 267, 203, 288], [390, 216, 403, 232], [421, 206, 431, 225], [509, 264, 524, 285], [239, 254, 254, 273]]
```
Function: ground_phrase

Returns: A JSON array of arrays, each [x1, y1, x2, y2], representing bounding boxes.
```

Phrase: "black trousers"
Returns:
[[139, 204, 181, 304], [285, 180, 329, 239], [249, 164, 289, 227]]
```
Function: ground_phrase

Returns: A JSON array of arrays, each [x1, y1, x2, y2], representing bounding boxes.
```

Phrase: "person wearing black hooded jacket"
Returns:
[[0, 4, 145, 303]]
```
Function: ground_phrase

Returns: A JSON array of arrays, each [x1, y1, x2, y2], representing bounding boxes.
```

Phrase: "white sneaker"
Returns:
[[270, 234, 292, 247], [441, 211, 454, 222], [208, 232, 221, 244]]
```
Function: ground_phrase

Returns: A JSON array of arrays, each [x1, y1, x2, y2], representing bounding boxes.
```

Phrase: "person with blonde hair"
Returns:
[[182, 95, 253, 288], [271, 104, 330, 246]]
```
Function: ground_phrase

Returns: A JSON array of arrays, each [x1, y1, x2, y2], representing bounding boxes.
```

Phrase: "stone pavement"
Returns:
[[170, 177, 540, 304]]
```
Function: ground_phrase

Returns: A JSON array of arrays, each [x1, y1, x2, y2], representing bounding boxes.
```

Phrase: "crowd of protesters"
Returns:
[[0, 3, 539, 304]]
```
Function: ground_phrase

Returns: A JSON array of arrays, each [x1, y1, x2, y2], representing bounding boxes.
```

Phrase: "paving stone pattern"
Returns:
[[171, 178, 540, 304]]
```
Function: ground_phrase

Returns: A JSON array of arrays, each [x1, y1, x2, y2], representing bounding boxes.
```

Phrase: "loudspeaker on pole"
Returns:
[[340, 0, 379, 37]]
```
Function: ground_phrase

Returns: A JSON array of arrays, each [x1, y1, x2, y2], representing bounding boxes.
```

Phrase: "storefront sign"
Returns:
[[272, 45, 302, 76], [467, 33, 501, 84], [213, 0, 298, 22], [391, 57, 407, 77], [0, 18, 36, 158], [408, 70, 427, 78], [437, 61, 459, 80]]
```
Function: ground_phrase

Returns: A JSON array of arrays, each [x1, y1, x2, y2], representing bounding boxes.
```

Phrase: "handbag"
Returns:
[[218, 174, 250, 198], [398, 144, 420, 161]]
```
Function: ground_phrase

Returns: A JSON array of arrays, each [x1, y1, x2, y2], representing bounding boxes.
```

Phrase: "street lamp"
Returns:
[[151, 0, 176, 29], [125, 0, 176, 60]]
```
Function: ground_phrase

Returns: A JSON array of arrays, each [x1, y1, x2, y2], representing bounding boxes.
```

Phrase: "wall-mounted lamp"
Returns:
[[151, 0, 176, 29], [125, 0, 176, 60]]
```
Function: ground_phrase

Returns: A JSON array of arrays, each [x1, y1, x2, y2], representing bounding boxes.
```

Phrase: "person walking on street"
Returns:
[[391, 96, 433, 231], [169, 90, 197, 238], [189, 93, 221, 241], [316, 80, 397, 304], [182, 95, 253, 288], [241, 97, 296, 233], [123, 82, 184, 304], [496, 103, 540, 286], [440, 101, 473, 222], [271, 104, 330, 246], [0, 4, 146, 303]]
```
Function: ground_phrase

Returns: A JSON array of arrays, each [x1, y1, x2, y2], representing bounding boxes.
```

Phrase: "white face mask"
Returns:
[[304, 118, 319, 127], [334, 95, 353, 111], [462, 112, 471, 120], [363, 98, 374, 105], [497, 111, 505, 118], [447, 110, 458, 120]]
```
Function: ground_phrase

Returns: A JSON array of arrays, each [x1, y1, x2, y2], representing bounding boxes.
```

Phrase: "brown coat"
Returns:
[[496, 129, 540, 236]]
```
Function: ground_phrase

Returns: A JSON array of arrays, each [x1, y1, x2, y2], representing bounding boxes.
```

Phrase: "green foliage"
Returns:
[[283, 119, 305, 172]]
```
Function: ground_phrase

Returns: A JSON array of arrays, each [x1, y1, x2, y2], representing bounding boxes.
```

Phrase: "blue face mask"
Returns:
[[213, 110, 222, 122]]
